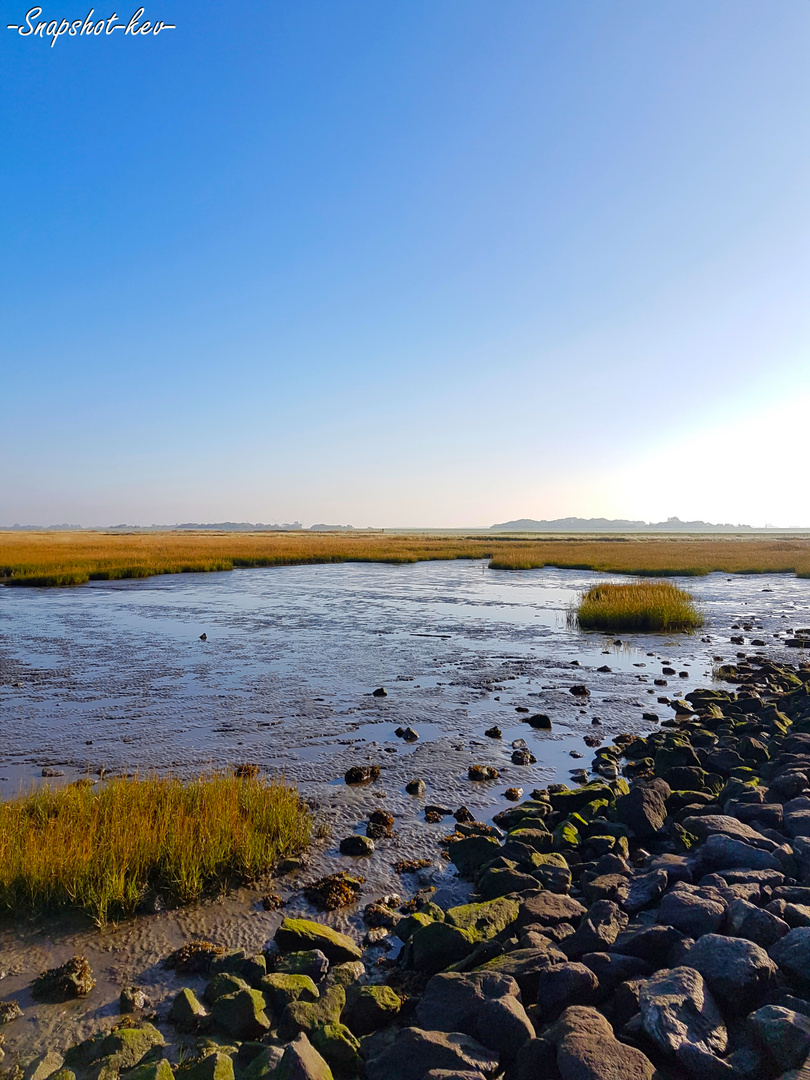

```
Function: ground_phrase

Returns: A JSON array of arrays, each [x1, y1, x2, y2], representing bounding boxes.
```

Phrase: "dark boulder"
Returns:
[[685, 934, 776, 1011]]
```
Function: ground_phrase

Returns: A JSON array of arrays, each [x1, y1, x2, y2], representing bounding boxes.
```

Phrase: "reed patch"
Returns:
[[0, 772, 310, 925], [573, 580, 703, 632]]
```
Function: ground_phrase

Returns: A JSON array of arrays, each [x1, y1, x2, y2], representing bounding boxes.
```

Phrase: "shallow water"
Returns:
[[0, 561, 807, 1058]]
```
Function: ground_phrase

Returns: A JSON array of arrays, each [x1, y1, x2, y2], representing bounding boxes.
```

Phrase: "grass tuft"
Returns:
[[0, 772, 310, 925], [573, 580, 704, 632]]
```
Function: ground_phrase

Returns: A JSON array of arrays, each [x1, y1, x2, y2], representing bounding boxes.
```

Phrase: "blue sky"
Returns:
[[1, 0, 809, 527]]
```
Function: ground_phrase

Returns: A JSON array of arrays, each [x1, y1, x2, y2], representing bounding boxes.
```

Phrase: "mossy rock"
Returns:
[[260, 972, 319, 1013], [204, 974, 250, 1006], [506, 827, 552, 852], [447, 835, 501, 877], [23, 1052, 65, 1080], [342, 985, 401, 1036], [477, 866, 540, 901], [275, 1034, 333, 1080], [275, 919, 361, 964], [94, 1025, 165, 1072], [395, 910, 435, 942], [444, 897, 519, 941], [49, 1071, 76, 1080], [123, 1060, 173, 1080], [239, 1047, 284, 1080], [180, 1052, 235, 1080], [410, 921, 477, 974], [548, 785, 613, 813], [310, 1021, 361, 1072], [210, 989, 271, 1040], [324, 961, 364, 988], [169, 987, 208, 1032], [277, 986, 346, 1042]]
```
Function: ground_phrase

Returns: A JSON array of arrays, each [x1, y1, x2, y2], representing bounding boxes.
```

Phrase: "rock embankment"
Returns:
[[11, 656, 810, 1080]]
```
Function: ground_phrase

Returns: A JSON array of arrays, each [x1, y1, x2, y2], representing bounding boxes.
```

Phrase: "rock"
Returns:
[[658, 885, 726, 937], [0, 999, 23, 1024], [169, 987, 208, 1031], [638, 966, 727, 1056], [261, 973, 320, 1012], [528, 714, 552, 729], [94, 1025, 166, 1072], [31, 956, 95, 1002], [364, 1027, 499, 1080], [769, 926, 810, 990], [372, 687, 387, 697], [448, 835, 501, 877], [122, 1062, 173, 1080], [339, 834, 375, 857], [727, 897, 790, 948], [182, 1053, 235, 1080], [504, 787, 523, 801], [477, 946, 567, 1000], [274, 950, 330, 982], [692, 834, 781, 877], [24, 1052, 64, 1080], [275, 919, 362, 964], [682, 814, 778, 848], [240, 1048, 285, 1080], [686, 934, 776, 1010], [211, 989, 271, 1039], [445, 897, 520, 940], [511, 749, 536, 765], [410, 921, 478, 974], [615, 784, 667, 839], [624, 869, 668, 914], [561, 900, 629, 958], [613, 924, 685, 966], [581, 951, 652, 995], [204, 973, 250, 1004], [416, 971, 533, 1065], [343, 985, 401, 1036], [119, 986, 149, 1012], [344, 765, 381, 785], [275, 1034, 333, 1080], [535, 962, 599, 1015], [468, 765, 499, 781], [485, 726, 502, 739], [544, 1005, 656, 1080], [323, 961, 365, 989], [309, 1021, 361, 1073], [748, 1004, 810, 1072], [277, 986, 345, 1042], [517, 891, 586, 927], [422, 1072, 487, 1080], [406, 779, 426, 796], [570, 685, 590, 697]]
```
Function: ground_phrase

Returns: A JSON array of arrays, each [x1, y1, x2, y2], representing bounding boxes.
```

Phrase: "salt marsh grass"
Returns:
[[0, 773, 310, 925], [1, 531, 810, 586], [574, 580, 703, 632]]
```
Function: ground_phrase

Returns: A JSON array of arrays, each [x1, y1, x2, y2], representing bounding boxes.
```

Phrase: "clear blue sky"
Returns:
[[2, 1, 809, 527]]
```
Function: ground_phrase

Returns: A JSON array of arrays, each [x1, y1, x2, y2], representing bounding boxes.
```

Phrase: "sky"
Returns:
[[1, 1, 808, 528]]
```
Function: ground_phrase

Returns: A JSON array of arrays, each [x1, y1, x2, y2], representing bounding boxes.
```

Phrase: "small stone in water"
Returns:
[[484, 726, 502, 739], [504, 787, 523, 801]]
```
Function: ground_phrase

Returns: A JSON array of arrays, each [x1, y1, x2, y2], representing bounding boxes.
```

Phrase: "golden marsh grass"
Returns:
[[1, 531, 810, 586], [574, 580, 704, 632], [0, 773, 310, 925]]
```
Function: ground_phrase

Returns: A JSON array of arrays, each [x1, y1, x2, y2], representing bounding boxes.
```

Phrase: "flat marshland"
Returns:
[[2, 530, 810, 586], [0, 773, 310, 925], [574, 580, 704, 632]]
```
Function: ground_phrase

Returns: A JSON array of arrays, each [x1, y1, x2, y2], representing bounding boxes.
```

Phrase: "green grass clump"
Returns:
[[0, 772, 310, 925], [574, 580, 703, 632]]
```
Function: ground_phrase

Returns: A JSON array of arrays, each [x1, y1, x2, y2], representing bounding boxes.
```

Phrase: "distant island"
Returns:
[[491, 516, 773, 532]]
